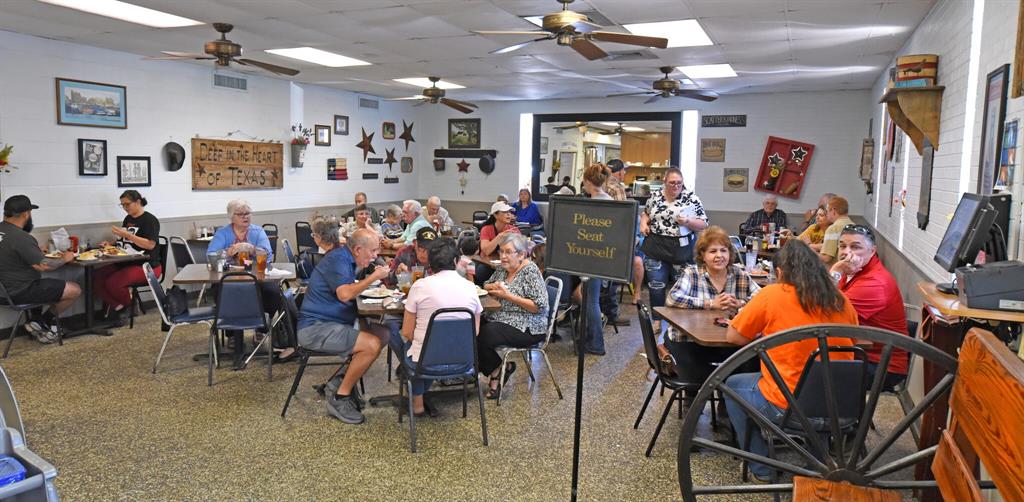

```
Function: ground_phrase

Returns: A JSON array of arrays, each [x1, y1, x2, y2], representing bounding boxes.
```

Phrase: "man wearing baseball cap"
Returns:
[[0, 195, 81, 343], [386, 226, 438, 288], [604, 159, 628, 202]]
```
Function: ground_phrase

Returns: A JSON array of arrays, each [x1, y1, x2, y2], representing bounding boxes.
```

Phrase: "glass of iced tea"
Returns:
[[255, 249, 268, 274], [411, 266, 424, 284], [237, 250, 250, 269]]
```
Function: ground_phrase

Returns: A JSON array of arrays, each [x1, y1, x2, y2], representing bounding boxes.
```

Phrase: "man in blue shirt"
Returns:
[[383, 200, 430, 250], [298, 229, 390, 425]]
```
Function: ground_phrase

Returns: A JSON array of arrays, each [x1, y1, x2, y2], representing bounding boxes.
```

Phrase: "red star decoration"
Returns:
[[356, 128, 375, 162], [384, 147, 397, 170], [399, 120, 415, 150], [457, 159, 470, 172]]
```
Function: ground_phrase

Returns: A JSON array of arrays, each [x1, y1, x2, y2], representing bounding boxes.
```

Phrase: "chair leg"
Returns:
[[386, 345, 392, 382], [152, 324, 178, 374], [3, 311, 25, 359], [196, 285, 206, 308], [476, 374, 489, 447], [281, 353, 310, 417], [208, 328, 216, 387], [398, 372, 405, 424], [53, 313, 63, 346], [129, 288, 136, 329], [646, 389, 681, 457], [522, 351, 536, 383], [540, 351, 563, 399], [266, 327, 274, 382], [496, 354, 508, 406], [634, 378, 659, 429], [407, 379, 417, 453], [462, 379, 468, 418]]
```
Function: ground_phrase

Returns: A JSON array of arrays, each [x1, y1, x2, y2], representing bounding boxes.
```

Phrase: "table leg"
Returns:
[[913, 308, 962, 502], [65, 266, 114, 338]]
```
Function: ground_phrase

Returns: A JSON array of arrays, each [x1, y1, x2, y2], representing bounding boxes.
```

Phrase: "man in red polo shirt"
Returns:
[[830, 224, 909, 391]]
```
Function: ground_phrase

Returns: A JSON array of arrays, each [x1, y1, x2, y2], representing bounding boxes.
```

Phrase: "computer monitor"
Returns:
[[934, 193, 997, 274]]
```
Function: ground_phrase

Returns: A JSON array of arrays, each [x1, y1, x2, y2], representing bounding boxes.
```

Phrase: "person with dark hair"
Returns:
[[604, 159, 628, 201], [576, 163, 615, 355], [560, 175, 577, 194], [400, 236, 483, 416], [385, 226, 437, 288], [0, 195, 81, 343], [511, 188, 543, 227], [93, 189, 160, 326], [341, 192, 381, 224], [543, 176, 560, 195], [722, 239, 859, 481], [832, 224, 909, 391], [457, 237, 479, 281], [340, 204, 380, 243]]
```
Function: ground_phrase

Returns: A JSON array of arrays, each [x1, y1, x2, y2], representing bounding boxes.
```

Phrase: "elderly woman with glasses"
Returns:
[[639, 168, 708, 312], [477, 232, 549, 399], [93, 189, 161, 326]]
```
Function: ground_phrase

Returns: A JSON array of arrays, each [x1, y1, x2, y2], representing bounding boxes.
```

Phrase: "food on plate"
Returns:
[[476, 287, 488, 296], [102, 246, 128, 256], [361, 287, 394, 298], [77, 250, 101, 261], [44, 251, 64, 259]]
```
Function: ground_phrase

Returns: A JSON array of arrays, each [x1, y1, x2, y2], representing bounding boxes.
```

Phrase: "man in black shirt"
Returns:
[[542, 176, 560, 195], [0, 196, 81, 343], [560, 176, 577, 194]]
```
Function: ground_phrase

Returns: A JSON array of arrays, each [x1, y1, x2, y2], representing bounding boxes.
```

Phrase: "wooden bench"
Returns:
[[793, 328, 1024, 502]]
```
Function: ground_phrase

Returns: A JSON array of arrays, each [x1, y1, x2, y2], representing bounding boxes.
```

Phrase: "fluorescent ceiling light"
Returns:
[[393, 78, 464, 89], [523, 16, 544, 27], [37, 0, 202, 28], [622, 126, 644, 132], [264, 47, 371, 67], [623, 20, 713, 48], [599, 122, 621, 126], [677, 64, 737, 79]]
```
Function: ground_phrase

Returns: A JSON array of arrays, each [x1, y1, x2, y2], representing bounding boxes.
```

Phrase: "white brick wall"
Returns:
[[0, 30, 419, 227], [862, 0, 1023, 282]]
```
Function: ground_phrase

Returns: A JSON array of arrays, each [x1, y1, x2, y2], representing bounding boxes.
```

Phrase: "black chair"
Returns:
[[169, 236, 208, 307], [398, 307, 488, 453], [295, 222, 315, 254], [0, 281, 62, 358], [634, 300, 721, 457], [262, 223, 279, 259], [742, 345, 868, 484], [146, 263, 216, 374], [128, 236, 168, 329], [209, 272, 270, 386]]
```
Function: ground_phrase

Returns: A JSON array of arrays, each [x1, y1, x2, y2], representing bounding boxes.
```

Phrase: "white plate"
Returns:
[[477, 288, 488, 297], [361, 287, 394, 299], [76, 256, 99, 262], [44, 252, 63, 259]]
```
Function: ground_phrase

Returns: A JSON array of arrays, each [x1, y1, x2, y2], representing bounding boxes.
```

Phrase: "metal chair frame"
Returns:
[[128, 235, 168, 328], [493, 276, 564, 405], [169, 236, 208, 307], [209, 272, 271, 386], [146, 262, 215, 374], [0, 281, 62, 358]]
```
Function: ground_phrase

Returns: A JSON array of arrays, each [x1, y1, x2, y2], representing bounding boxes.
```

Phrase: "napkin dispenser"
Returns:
[[955, 261, 1024, 311]]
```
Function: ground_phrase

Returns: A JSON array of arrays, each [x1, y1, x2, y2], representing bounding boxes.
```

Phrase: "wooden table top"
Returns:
[[358, 293, 501, 316], [187, 237, 214, 244], [70, 253, 149, 268], [654, 307, 735, 347], [917, 281, 1024, 323], [471, 254, 501, 268], [172, 263, 296, 285], [377, 247, 398, 258]]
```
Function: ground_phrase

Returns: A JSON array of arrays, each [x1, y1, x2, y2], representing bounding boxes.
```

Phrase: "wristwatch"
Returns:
[[830, 271, 842, 284]]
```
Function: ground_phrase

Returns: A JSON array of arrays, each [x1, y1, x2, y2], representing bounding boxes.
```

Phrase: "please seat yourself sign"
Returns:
[[545, 196, 637, 283], [191, 138, 283, 190]]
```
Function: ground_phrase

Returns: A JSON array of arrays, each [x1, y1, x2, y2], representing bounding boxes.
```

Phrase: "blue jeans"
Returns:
[[583, 277, 605, 354], [723, 372, 785, 479], [644, 257, 680, 308]]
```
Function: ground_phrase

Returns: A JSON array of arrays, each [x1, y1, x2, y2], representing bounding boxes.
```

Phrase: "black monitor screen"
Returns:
[[934, 193, 993, 272]]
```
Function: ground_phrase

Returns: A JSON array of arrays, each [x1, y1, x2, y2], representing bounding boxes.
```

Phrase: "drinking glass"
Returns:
[[745, 252, 757, 273], [255, 250, 268, 274], [411, 266, 424, 284], [397, 271, 412, 296], [237, 250, 250, 269]]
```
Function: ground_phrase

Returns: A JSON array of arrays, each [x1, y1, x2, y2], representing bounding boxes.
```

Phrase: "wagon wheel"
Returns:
[[677, 325, 958, 500]]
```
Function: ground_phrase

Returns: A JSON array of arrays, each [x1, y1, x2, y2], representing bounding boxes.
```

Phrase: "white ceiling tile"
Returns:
[[586, 0, 695, 25]]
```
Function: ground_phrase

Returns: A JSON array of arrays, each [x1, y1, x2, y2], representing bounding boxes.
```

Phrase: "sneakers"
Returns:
[[325, 393, 365, 424], [324, 374, 365, 410], [27, 321, 58, 344], [608, 316, 631, 327]]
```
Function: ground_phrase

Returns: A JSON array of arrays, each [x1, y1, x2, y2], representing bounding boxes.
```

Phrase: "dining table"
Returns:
[[470, 254, 501, 269], [654, 307, 735, 348], [377, 247, 398, 259], [69, 253, 149, 337], [172, 262, 296, 369]]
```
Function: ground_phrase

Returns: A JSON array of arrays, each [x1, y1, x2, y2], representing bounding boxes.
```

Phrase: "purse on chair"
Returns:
[[656, 342, 677, 377], [163, 286, 189, 318]]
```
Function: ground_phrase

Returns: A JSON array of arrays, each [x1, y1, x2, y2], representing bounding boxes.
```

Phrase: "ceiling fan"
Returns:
[[388, 77, 478, 114], [606, 66, 719, 103], [144, 23, 300, 76], [472, 0, 668, 61], [589, 122, 646, 140], [553, 121, 589, 131]]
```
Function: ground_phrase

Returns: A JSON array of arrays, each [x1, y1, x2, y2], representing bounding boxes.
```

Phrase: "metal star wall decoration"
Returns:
[[767, 152, 784, 167], [457, 159, 470, 172], [791, 146, 808, 164], [384, 147, 397, 170], [399, 120, 415, 150], [356, 128, 375, 161]]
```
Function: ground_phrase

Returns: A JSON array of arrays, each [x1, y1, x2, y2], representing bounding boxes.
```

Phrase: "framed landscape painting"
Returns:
[[56, 78, 126, 128], [448, 118, 481, 149]]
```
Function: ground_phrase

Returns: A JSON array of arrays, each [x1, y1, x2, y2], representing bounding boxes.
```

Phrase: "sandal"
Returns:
[[485, 362, 517, 399]]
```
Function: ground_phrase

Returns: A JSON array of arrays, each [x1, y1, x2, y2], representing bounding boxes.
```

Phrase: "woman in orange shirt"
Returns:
[[723, 239, 859, 481]]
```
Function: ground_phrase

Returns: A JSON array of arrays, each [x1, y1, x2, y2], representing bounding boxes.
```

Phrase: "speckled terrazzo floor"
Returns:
[[0, 299, 919, 501]]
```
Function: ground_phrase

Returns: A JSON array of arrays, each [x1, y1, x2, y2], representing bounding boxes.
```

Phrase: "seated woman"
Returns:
[[478, 233, 549, 399], [94, 190, 160, 326], [511, 188, 543, 229], [475, 200, 520, 285], [340, 204, 380, 244], [380, 204, 405, 240], [664, 226, 760, 385], [722, 239, 859, 482], [401, 237, 483, 416], [795, 205, 827, 252]]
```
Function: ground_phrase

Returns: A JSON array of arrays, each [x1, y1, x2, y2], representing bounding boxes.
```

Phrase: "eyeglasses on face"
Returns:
[[118, 201, 133, 208], [234, 212, 252, 217], [665, 181, 684, 186]]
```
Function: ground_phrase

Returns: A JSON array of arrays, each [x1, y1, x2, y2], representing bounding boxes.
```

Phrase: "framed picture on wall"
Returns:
[[315, 124, 331, 146], [56, 78, 127, 129], [78, 138, 107, 176], [117, 156, 151, 187], [334, 115, 349, 136], [382, 121, 396, 140], [978, 64, 1010, 194], [448, 118, 481, 149]]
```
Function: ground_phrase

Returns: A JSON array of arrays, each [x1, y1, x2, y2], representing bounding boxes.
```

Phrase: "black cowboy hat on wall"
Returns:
[[163, 142, 186, 171], [479, 154, 495, 174]]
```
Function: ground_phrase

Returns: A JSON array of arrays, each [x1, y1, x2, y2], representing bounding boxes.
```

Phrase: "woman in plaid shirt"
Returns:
[[664, 226, 761, 385]]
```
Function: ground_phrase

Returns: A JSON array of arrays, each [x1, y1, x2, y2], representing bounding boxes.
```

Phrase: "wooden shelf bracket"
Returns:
[[880, 86, 945, 156]]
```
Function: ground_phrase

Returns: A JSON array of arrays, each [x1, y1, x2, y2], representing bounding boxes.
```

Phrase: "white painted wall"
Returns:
[[862, 0, 1024, 282], [0, 29, 418, 228], [414, 90, 871, 218]]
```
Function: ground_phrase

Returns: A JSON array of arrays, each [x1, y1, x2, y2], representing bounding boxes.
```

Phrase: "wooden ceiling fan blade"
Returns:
[[160, 51, 211, 58], [570, 19, 603, 34], [606, 91, 655, 97], [570, 38, 607, 60], [589, 31, 668, 49], [589, 127, 614, 135], [490, 36, 552, 55], [473, 30, 549, 36], [385, 95, 427, 101], [553, 123, 586, 130], [441, 98, 476, 114], [144, 55, 214, 61], [235, 58, 300, 76], [443, 97, 479, 110], [675, 89, 720, 102]]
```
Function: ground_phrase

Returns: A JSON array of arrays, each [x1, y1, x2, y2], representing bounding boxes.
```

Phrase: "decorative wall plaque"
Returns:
[[191, 138, 283, 190]]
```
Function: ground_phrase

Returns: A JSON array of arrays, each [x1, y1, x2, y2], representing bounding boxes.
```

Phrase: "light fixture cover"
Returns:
[[676, 64, 738, 79], [38, 0, 203, 28], [623, 20, 713, 48], [265, 47, 371, 67], [393, 78, 464, 89]]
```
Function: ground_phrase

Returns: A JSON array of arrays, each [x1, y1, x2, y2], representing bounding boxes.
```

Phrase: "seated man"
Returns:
[[297, 229, 390, 425], [400, 237, 482, 416], [831, 224, 909, 391], [383, 200, 430, 250], [819, 195, 854, 265], [739, 194, 788, 238], [0, 196, 81, 343], [424, 196, 454, 231], [543, 176, 560, 195], [341, 192, 381, 224]]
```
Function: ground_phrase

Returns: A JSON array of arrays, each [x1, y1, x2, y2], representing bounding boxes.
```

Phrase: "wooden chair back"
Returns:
[[932, 328, 1024, 502]]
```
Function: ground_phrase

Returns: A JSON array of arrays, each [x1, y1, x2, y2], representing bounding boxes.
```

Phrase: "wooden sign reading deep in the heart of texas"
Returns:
[[191, 138, 283, 190]]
